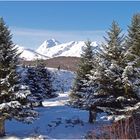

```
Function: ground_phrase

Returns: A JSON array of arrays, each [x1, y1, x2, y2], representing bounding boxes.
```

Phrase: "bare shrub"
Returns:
[[86, 113, 140, 139]]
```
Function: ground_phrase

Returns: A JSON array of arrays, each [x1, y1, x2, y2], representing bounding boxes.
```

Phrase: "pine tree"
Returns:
[[26, 60, 53, 106], [70, 41, 94, 101], [87, 21, 129, 117], [36, 60, 53, 98], [26, 66, 42, 106], [88, 20, 140, 119], [97, 21, 125, 97], [122, 13, 140, 100], [0, 18, 37, 136], [69, 41, 96, 122]]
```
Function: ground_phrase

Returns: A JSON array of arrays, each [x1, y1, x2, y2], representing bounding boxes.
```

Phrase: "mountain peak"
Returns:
[[36, 40, 99, 58], [19, 40, 100, 60], [36, 38, 61, 53], [42, 38, 61, 48]]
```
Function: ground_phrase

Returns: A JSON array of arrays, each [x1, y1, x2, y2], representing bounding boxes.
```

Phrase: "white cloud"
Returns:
[[10, 27, 105, 49]]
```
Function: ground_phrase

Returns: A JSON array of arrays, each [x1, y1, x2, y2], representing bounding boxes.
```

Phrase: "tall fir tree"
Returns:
[[70, 41, 94, 101], [97, 21, 125, 97], [122, 13, 140, 100], [0, 18, 37, 136], [69, 41, 97, 122], [88, 20, 140, 119], [87, 21, 129, 118]]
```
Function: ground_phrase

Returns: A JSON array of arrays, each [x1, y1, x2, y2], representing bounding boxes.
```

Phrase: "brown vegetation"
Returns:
[[86, 113, 140, 139], [20, 56, 80, 72]]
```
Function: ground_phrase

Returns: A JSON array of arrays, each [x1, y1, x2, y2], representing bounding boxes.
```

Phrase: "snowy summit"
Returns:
[[36, 40, 98, 58], [36, 39, 61, 53], [17, 39, 99, 60]]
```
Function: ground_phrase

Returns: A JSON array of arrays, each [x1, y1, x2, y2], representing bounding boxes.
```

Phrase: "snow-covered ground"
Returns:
[[16, 45, 49, 60], [42, 92, 69, 107], [48, 68, 75, 93], [5, 93, 108, 139], [5, 68, 109, 139]]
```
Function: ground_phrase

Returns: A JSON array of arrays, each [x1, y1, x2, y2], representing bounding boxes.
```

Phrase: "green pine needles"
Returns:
[[0, 18, 37, 136], [70, 14, 140, 123]]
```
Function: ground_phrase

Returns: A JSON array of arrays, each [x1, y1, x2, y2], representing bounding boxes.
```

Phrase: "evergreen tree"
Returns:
[[36, 60, 53, 98], [96, 21, 125, 97], [69, 41, 96, 122], [26, 66, 42, 106], [26, 60, 53, 106], [87, 21, 129, 118], [70, 41, 94, 101], [70, 41, 94, 97], [88, 20, 140, 119], [0, 18, 37, 136], [122, 13, 140, 99]]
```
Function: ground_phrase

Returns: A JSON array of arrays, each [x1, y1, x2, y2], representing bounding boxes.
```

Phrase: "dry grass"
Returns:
[[86, 113, 140, 139]]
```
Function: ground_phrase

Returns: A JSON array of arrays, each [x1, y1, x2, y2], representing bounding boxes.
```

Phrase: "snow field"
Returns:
[[5, 68, 108, 139]]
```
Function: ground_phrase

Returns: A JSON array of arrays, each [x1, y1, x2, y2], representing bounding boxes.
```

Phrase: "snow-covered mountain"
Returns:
[[16, 45, 49, 61], [36, 39, 61, 53], [36, 40, 98, 58], [17, 39, 100, 60]]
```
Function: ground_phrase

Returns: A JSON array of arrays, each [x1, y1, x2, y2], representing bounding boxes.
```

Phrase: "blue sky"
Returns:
[[0, 1, 140, 49]]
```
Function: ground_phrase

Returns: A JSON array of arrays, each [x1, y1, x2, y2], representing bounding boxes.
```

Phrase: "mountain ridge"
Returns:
[[17, 39, 99, 60]]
